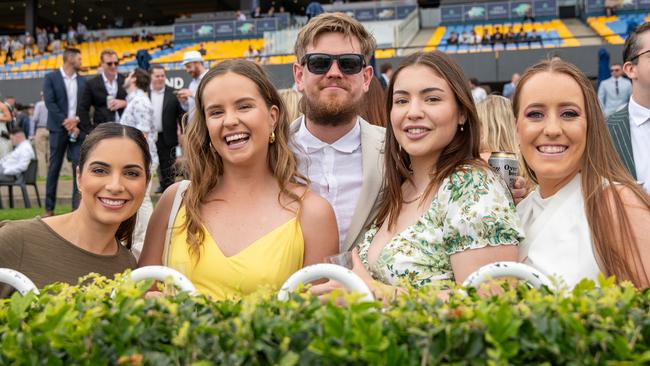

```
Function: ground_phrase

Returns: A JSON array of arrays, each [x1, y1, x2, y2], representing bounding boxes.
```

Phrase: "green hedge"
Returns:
[[1, 274, 649, 365]]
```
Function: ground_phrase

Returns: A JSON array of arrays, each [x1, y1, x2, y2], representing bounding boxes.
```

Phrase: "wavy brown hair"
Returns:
[[376, 51, 486, 230], [182, 60, 305, 258], [513, 58, 650, 287]]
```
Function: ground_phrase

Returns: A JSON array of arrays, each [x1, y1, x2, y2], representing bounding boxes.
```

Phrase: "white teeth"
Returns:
[[100, 198, 126, 206], [225, 133, 250, 143], [406, 128, 428, 134], [538, 145, 567, 154]]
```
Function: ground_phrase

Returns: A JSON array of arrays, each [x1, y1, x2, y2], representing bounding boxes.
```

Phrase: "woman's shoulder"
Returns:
[[298, 189, 333, 216], [443, 162, 502, 190], [0, 218, 43, 236]]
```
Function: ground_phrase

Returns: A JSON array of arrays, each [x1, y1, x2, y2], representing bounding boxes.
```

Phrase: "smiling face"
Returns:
[[293, 32, 373, 125], [76, 137, 148, 227], [202, 72, 278, 168], [516, 71, 587, 196], [390, 64, 464, 164]]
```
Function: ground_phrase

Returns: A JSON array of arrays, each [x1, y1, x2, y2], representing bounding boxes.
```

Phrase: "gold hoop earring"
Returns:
[[269, 131, 276, 144]]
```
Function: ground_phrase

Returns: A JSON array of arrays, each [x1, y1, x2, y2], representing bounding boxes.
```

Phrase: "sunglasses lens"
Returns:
[[338, 55, 363, 74], [307, 55, 333, 74]]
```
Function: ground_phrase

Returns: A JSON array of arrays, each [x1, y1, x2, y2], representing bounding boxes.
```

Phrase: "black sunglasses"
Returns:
[[105, 61, 119, 66], [301, 53, 365, 75]]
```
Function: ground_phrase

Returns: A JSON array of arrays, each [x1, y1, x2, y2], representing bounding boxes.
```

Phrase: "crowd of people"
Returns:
[[1, 13, 649, 301], [446, 27, 543, 47], [1, 23, 111, 64]]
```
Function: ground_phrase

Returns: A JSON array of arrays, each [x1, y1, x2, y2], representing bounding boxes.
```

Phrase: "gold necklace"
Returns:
[[402, 187, 427, 204]]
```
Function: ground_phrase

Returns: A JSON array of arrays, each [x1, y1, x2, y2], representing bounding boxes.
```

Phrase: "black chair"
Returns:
[[0, 159, 41, 209]]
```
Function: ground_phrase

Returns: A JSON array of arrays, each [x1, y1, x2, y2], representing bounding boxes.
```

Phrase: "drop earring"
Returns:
[[269, 131, 276, 144]]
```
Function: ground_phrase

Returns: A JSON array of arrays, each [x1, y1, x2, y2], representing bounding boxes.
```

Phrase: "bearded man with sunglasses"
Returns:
[[78, 49, 128, 134], [291, 13, 385, 252]]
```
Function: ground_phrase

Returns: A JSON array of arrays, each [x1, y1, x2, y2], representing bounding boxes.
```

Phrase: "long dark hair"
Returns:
[[513, 59, 650, 287], [78, 123, 151, 249], [376, 51, 485, 230]]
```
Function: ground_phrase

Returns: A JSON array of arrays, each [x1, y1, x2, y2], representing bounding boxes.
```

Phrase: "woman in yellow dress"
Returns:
[[139, 60, 338, 300]]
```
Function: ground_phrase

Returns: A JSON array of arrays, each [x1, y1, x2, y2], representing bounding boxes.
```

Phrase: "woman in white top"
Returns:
[[120, 68, 156, 258], [514, 59, 650, 288]]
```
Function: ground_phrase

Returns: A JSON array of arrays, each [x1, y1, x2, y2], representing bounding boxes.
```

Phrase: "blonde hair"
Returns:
[[278, 89, 302, 122], [476, 95, 518, 154], [183, 60, 305, 258], [477, 95, 532, 192], [100, 49, 118, 63], [294, 13, 376, 63]]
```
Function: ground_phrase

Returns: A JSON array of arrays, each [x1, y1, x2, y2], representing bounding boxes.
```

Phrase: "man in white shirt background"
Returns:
[[469, 78, 487, 105], [149, 65, 184, 193], [42, 47, 86, 216], [176, 51, 207, 125], [608, 22, 650, 193], [598, 63, 632, 117], [291, 13, 385, 252], [0, 127, 35, 182], [30, 93, 49, 178]]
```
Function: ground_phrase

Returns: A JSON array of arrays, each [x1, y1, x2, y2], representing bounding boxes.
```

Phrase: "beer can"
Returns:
[[488, 151, 519, 189]]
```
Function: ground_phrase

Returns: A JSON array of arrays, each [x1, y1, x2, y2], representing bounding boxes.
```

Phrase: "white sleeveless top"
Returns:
[[517, 174, 601, 288]]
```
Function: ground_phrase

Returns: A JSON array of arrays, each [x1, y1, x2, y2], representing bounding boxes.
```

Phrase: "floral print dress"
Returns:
[[358, 165, 524, 288]]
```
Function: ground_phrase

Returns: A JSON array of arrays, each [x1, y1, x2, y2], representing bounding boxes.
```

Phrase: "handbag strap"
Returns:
[[163, 180, 191, 266]]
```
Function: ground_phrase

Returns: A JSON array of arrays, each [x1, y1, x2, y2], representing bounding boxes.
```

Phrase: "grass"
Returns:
[[37, 175, 73, 182], [0, 206, 72, 220]]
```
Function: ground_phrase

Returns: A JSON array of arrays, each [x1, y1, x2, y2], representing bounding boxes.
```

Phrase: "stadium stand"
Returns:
[[587, 12, 650, 44], [428, 19, 579, 53], [0, 34, 171, 79]]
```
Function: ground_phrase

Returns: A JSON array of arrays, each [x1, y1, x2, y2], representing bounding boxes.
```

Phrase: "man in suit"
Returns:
[[608, 22, 650, 193], [598, 63, 632, 117], [291, 13, 385, 252], [149, 65, 184, 193], [78, 49, 127, 134], [42, 47, 86, 216]]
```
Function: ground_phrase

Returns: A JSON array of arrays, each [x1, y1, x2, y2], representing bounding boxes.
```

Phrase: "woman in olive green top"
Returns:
[[0, 123, 150, 297]]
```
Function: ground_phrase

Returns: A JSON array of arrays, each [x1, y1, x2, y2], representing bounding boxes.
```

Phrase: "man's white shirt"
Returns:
[[291, 116, 363, 251], [0, 140, 35, 175], [181, 69, 208, 123], [102, 71, 119, 121], [59, 68, 78, 119], [627, 97, 650, 193], [150, 87, 165, 133]]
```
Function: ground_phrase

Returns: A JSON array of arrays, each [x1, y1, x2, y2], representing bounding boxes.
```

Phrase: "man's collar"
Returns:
[[101, 71, 116, 84], [628, 96, 650, 127], [195, 69, 208, 81], [59, 67, 76, 79], [294, 115, 361, 153], [150, 86, 165, 94]]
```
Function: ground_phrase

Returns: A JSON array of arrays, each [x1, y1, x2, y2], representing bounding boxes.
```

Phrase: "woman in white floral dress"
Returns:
[[313, 51, 524, 300]]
